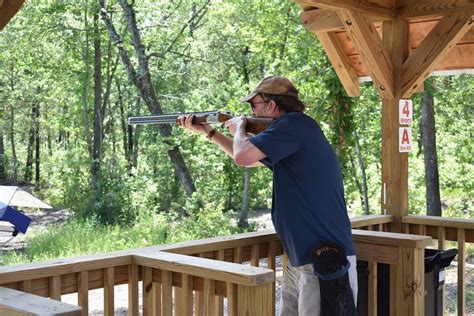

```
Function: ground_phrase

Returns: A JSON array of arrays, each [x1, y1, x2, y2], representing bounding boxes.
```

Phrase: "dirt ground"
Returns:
[[1, 208, 472, 314]]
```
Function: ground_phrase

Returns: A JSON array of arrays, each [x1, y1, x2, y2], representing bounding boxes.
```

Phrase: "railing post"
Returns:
[[237, 283, 272, 316]]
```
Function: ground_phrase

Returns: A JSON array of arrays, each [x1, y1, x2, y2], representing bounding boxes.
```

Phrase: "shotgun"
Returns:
[[128, 111, 274, 135]]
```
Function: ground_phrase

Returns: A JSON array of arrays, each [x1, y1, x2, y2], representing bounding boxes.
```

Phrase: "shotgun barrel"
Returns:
[[128, 111, 273, 135]]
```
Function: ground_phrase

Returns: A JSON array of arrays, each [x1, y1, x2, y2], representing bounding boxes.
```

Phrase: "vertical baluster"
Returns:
[[104, 267, 114, 316], [282, 252, 288, 274], [49, 275, 61, 300], [142, 267, 153, 316], [437, 226, 445, 250], [154, 269, 162, 316], [251, 244, 260, 267], [368, 261, 377, 316], [161, 270, 173, 316], [237, 283, 273, 316], [204, 278, 216, 316], [368, 225, 374, 231], [233, 247, 242, 264], [267, 241, 276, 316], [215, 250, 224, 315], [19, 280, 31, 293], [378, 223, 383, 232], [458, 228, 465, 316], [174, 285, 182, 315], [195, 254, 205, 316], [128, 265, 139, 316], [227, 283, 238, 316], [182, 274, 193, 316], [78, 271, 89, 314]]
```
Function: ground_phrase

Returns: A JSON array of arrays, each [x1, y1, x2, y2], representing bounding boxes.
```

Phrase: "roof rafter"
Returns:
[[315, 31, 360, 96], [402, 11, 474, 98], [0, 0, 25, 31], [294, 0, 396, 20], [338, 10, 394, 99], [300, 9, 344, 33], [397, 0, 474, 19]]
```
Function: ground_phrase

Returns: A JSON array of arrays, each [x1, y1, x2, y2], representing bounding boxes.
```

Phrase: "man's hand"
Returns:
[[177, 113, 213, 135], [224, 115, 247, 136]]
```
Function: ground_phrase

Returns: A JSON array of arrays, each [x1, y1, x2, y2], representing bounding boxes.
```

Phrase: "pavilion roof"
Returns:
[[0, 0, 25, 31]]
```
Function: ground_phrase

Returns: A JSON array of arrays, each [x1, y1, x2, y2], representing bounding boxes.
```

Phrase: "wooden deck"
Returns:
[[1, 214, 471, 315]]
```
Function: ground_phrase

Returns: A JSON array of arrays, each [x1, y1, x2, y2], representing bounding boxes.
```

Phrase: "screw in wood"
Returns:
[[345, 19, 352, 25], [380, 85, 386, 91]]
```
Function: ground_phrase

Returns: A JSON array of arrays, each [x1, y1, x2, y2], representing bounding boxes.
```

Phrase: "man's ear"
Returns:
[[268, 100, 278, 114]]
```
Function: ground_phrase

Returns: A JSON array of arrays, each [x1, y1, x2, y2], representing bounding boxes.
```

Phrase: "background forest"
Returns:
[[0, 0, 472, 265]]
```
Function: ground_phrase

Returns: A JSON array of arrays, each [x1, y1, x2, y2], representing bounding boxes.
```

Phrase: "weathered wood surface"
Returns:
[[0, 286, 82, 315]]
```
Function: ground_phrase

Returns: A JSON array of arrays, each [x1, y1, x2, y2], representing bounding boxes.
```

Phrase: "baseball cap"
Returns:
[[241, 76, 299, 102]]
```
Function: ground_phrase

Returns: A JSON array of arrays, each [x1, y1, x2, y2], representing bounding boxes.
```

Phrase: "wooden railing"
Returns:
[[403, 215, 474, 316], [0, 222, 431, 316]]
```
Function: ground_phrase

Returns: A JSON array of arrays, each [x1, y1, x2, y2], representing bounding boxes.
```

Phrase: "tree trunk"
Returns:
[[82, 0, 93, 169], [354, 130, 369, 214], [349, 154, 365, 214], [0, 127, 6, 183], [100, 0, 197, 197], [422, 84, 442, 216], [25, 101, 39, 183], [34, 100, 40, 184], [238, 168, 251, 228], [91, 9, 103, 191], [9, 104, 17, 183]]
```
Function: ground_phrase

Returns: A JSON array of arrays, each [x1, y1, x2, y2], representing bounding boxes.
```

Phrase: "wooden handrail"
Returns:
[[351, 214, 393, 228], [403, 215, 474, 230], [0, 286, 82, 315]]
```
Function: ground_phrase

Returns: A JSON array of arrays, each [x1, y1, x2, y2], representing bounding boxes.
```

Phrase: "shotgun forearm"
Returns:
[[128, 111, 273, 135]]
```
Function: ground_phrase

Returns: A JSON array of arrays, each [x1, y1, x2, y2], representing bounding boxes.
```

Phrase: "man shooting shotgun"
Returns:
[[176, 76, 358, 315]]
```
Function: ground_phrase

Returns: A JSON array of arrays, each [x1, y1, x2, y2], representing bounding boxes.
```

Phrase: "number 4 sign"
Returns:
[[399, 99, 413, 124]]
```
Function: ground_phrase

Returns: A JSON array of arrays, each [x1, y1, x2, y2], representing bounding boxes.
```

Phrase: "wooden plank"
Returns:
[[397, 0, 474, 18], [458, 228, 466, 316], [338, 10, 394, 98], [0, 286, 82, 315], [0, 0, 25, 31], [204, 279, 216, 316], [437, 226, 446, 250], [142, 267, 153, 316], [402, 11, 473, 98], [315, 31, 361, 96], [353, 229, 432, 249], [19, 280, 31, 293], [250, 244, 260, 267], [301, 9, 344, 32], [368, 261, 377, 316], [351, 214, 394, 228], [402, 215, 474, 230], [237, 283, 273, 316], [294, 0, 395, 20], [399, 247, 424, 315], [161, 270, 172, 316], [355, 242, 399, 264], [182, 274, 193, 316], [215, 250, 225, 315], [128, 265, 139, 316], [133, 252, 274, 286], [103, 267, 114, 316], [77, 271, 88, 314], [227, 283, 238, 316], [49, 275, 61, 301], [266, 241, 276, 316]]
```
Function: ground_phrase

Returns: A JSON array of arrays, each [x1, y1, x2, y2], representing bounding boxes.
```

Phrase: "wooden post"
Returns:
[[237, 283, 272, 316], [381, 19, 410, 233]]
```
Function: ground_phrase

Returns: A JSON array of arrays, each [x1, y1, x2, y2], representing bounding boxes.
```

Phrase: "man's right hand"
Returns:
[[177, 113, 213, 135]]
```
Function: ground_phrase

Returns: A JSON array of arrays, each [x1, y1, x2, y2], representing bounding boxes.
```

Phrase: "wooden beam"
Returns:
[[338, 10, 394, 98], [397, 0, 474, 19], [381, 18, 409, 233], [314, 31, 360, 96], [295, 0, 396, 20], [401, 11, 473, 98], [0, 0, 25, 31], [301, 9, 344, 33]]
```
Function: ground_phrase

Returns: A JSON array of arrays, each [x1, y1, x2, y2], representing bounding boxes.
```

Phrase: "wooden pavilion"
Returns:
[[1, 1, 473, 315]]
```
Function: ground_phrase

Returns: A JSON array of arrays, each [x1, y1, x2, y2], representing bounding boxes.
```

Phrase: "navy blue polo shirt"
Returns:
[[249, 112, 355, 267]]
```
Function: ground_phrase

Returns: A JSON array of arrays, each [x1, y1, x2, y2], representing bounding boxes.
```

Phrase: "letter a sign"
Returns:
[[399, 99, 413, 124], [399, 127, 412, 152]]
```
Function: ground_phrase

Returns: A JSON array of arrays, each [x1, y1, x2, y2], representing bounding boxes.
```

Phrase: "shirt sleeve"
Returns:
[[249, 115, 301, 164]]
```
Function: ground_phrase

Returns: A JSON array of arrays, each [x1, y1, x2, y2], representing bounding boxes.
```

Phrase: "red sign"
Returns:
[[399, 127, 412, 152], [399, 99, 413, 125]]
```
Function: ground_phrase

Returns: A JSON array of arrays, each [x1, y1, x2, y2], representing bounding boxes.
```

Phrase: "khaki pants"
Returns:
[[280, 255, 358, 316]]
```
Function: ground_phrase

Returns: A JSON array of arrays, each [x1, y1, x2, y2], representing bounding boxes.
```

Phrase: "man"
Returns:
[[178, 76, 357, 315]]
